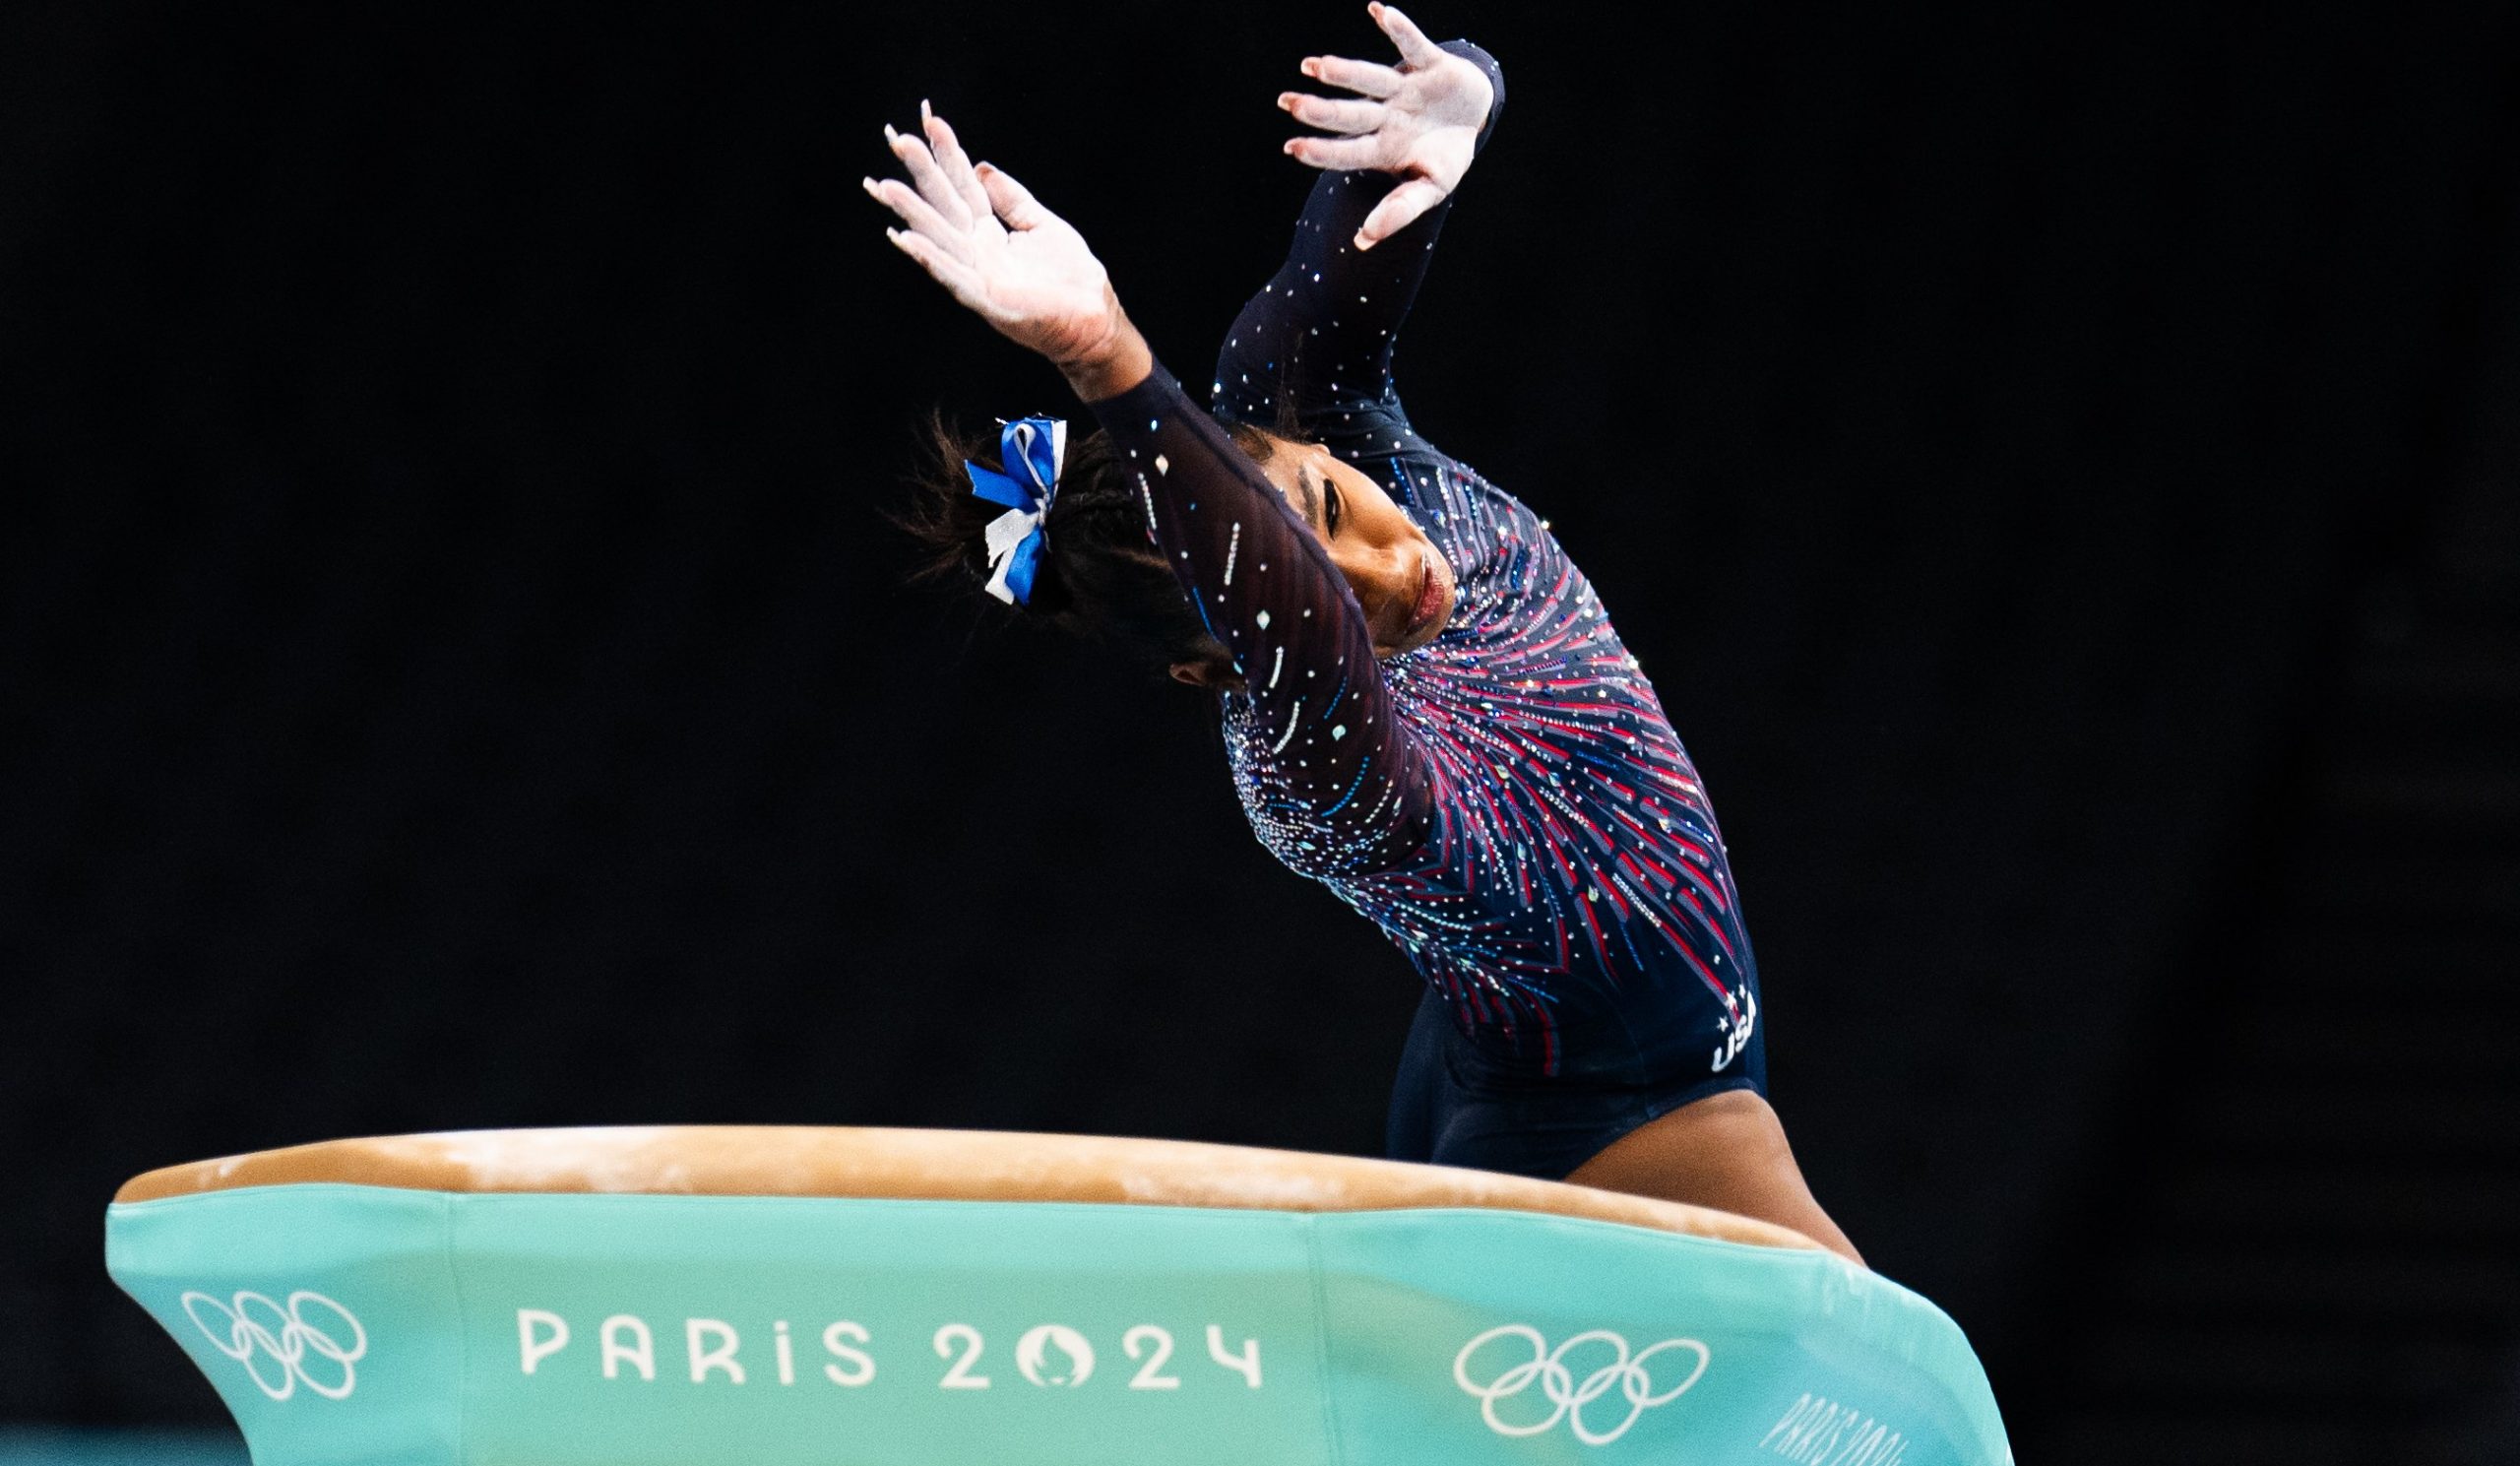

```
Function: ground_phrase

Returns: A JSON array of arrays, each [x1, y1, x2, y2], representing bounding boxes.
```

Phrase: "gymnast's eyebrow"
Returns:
[[1297, 465, 1322, 528]]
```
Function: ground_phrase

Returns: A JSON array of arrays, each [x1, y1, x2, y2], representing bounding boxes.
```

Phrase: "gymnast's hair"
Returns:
[[894, 410, 1289, 677]]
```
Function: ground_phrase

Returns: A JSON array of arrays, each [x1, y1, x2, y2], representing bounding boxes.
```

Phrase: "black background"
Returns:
[[7, 3, 2518, 1455]]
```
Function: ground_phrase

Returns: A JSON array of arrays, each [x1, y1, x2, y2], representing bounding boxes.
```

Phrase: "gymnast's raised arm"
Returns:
[[1215, 6, 1502, 446]]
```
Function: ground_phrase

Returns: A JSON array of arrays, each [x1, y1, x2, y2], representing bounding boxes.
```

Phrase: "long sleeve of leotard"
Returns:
[[1212, 40, 1504, 449], [1087, 363, 1436, 875]]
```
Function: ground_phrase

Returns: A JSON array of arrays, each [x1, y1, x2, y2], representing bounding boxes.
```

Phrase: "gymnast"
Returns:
[[868, 4, 1858, 1263]]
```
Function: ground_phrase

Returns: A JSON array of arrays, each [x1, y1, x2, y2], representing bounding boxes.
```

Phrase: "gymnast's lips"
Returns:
[[1403, 546, 1446, 641]]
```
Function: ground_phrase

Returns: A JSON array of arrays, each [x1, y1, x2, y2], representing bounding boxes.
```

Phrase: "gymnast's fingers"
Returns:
[[1279, 92, 1387, 137], [1300, 53, 1403, 100], [1355, 176, 1445, 250], [885, 122, 971, 231], [1284, 132, 1391, 173], [1368, 2, 1444, 68], [862, 176, 967, 258], [919, 102, 996, 229]]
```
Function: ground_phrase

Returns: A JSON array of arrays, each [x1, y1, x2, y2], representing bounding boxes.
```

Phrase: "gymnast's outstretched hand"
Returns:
[[863, 102, 1152, 400], [1279, 2, 1495, 251]]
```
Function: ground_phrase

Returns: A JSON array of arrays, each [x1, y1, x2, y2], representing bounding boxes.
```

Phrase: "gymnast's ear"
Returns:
[[1166, 657, 1239, 691]]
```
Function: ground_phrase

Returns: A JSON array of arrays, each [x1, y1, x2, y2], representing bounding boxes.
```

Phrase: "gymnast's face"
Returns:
[[1166, 436, 1457, 690], [1269, 440, 1457, 656]]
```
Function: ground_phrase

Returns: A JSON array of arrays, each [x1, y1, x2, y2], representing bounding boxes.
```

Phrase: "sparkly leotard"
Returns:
[[1085, 42, 1766, 1179]]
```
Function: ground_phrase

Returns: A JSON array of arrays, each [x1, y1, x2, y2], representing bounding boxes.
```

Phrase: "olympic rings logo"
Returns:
[[1452, 1324, 1710, 1445], [180, 1291, 368, 1401]]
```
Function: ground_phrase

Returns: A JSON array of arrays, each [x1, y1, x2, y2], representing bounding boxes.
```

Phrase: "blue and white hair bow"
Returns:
[[964, 415, 1068, 606]]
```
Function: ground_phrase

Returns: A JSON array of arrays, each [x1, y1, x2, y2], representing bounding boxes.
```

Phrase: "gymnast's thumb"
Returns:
[[977, 162, 1047, 230]]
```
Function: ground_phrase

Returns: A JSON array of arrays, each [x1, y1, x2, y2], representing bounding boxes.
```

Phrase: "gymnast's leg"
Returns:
[[1566, 1092, 1862, 1265]]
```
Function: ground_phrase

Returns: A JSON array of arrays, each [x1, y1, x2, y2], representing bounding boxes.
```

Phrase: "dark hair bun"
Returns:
[[892, 411, 1060, 611], [889, 409, 1251, 677]]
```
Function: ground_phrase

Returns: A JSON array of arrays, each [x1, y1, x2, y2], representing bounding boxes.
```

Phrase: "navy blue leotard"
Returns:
[[1085, 42, 1765, 1180]]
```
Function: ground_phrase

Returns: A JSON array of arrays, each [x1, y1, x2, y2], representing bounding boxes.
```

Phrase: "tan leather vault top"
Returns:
[[115, 1125, 1820, 1251]]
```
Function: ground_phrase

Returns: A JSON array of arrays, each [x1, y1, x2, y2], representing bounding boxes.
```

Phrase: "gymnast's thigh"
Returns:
[[1564, 1087, 1862, 1264]]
